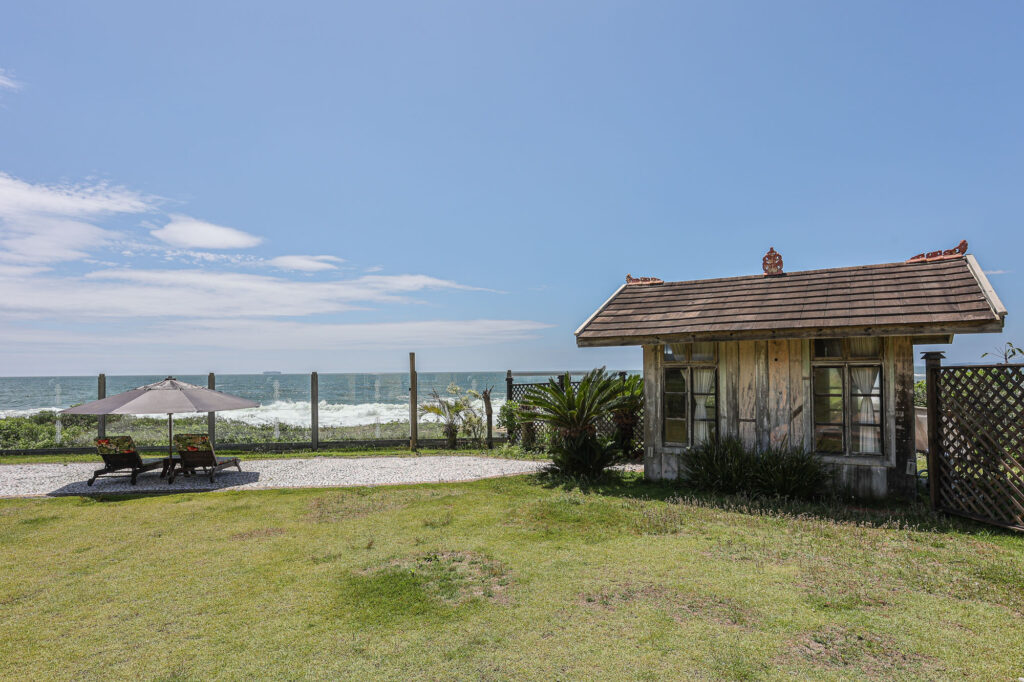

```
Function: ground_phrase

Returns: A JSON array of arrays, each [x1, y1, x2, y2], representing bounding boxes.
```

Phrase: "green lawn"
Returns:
[[1, 473, 1022, 679], [0, 444, 547, 465]]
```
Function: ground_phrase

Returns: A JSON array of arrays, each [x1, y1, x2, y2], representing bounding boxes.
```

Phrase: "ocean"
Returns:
[[0, 372, 515, 426]]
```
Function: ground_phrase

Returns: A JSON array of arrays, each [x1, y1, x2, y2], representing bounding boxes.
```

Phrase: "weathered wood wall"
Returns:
[[644, 336, 918, 499]]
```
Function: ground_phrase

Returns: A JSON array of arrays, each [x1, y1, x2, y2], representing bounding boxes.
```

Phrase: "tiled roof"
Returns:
[[576, 256, 1005, 347]]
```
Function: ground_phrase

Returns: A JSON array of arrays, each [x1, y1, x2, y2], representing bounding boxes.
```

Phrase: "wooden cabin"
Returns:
[[575, 243, 1007, 498]]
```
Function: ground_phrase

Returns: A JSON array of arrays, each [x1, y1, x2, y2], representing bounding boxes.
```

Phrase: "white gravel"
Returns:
[[0, 456, 549, 498]]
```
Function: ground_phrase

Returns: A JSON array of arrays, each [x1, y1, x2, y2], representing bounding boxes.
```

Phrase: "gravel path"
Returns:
[[0, 456, 549, 498]]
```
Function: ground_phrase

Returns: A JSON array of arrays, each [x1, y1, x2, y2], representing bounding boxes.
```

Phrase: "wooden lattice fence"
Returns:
[[930, 362, 1024, 531]]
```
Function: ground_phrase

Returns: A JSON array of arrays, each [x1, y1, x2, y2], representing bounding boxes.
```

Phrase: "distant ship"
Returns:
[[262, 371, 282, 375]]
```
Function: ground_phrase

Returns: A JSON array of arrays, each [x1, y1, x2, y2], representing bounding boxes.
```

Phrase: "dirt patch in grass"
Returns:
[[511, 493, 691, 540], [362, 550, 511, 606], [578, 581, 758, 627], [306, 488, 463, 524], [788, 625, 938, 676], [230, 527, 287, 541]]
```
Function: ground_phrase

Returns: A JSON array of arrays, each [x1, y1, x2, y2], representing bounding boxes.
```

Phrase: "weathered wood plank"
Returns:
[[768, 339, 790, 447], [889, 336, 916, 497], [801, 339, 813, 451], [737, 340, 757, 450], [788, 338, 805, 449], [643, 345, 663, 480], [755, 340, 770, 450], [724, 341, 740, 439]]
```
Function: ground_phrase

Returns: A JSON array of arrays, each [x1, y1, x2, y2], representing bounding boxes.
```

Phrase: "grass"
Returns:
[[1, 473, 1022, 679], [0, 443, 549, 465]]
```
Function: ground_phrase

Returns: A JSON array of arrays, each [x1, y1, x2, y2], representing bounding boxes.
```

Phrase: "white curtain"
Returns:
[[849, 337, 880, 358], [692, 368, 716, 444], [850, 367, 880, 453], [667, 344, 688, 361]]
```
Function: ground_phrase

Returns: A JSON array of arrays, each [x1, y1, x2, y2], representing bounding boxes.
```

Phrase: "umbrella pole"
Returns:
[[168, 413, 173, 458]]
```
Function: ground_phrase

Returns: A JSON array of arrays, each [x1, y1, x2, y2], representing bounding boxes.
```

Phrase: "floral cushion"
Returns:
[[95, 436, 137, 455], [173, 433, 212, 454]]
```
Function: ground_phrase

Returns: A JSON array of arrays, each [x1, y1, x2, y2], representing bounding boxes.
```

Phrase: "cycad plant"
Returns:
[[419, 389, 474, 449], [520, 368, 625, 477]]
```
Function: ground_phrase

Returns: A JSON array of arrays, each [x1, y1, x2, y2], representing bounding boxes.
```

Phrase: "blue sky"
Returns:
[[0, 1, 1020, 375]]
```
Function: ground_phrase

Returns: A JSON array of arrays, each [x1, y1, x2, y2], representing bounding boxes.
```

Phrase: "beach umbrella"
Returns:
[[61, 377, 259, 456]]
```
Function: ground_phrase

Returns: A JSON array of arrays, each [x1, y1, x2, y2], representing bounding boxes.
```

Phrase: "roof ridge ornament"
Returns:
[[907, 240, 967, 263], [762, 247, 784, 276], [626, 273, 663, 286]]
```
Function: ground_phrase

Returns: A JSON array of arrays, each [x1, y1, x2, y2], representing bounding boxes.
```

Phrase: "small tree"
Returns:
[[419, 389, 473, 449], [982, 341, 1022, 364]]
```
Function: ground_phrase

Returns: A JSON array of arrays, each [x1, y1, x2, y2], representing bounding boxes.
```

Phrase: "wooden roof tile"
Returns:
[[576, 257, 1005, 346]]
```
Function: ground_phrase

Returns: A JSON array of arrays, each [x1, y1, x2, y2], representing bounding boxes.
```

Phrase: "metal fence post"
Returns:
[[207, 373, 216, 445], [311, 371, 319, 451], [923, 351, 945, 511], [409, 353, 418, 450], [97, 373, 106, 440]]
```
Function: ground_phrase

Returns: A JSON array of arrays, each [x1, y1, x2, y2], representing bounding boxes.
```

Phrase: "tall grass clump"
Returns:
[[681, 437, 828, 500]]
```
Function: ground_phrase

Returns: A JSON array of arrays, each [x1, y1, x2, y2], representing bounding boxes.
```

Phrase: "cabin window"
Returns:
[[812, 338, 883, 456], [663, 343, 717, 446]]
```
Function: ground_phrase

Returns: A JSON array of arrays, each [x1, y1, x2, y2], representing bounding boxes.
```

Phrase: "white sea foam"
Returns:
[[0, 407, 61, 419], [1, 398, 507, 428]]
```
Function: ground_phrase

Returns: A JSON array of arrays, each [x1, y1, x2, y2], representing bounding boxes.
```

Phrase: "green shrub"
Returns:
[[547, 434, 620, 479], [680, 437, 756, 494], [681, 437, 828, 500], [750, 445, 829, 499], [497, 400, 520, 440]]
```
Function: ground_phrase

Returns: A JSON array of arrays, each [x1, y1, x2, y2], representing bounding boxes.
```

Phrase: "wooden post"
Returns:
[[311, 371, 319, 451], [97, 373, 106, 440], [409, 353, 418, 451], [558, 373, 566, 392], [207, 373, 216, 445], [483, 387, 493, 450], [923, 351, 944, 511], [506, 370, 514, 400]]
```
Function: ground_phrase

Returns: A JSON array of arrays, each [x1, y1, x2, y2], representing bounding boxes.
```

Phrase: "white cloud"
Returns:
[[0, 318, 553, 353], [155, 318, 551, 351], [365, 265, 384, 273], [0, 268, 484, 319], [0, 173, 153, 264], [0, 68, 20, 91], [984, 269, 1009, 276], [150, 215, 262, 249], [268, 255, 344, 272]]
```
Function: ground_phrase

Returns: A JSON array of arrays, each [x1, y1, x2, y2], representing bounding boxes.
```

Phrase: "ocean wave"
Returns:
[[1, 398, 507, 428]]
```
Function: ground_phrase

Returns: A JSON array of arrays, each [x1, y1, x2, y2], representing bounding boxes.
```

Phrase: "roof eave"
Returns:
[[964, 254, 1008, 319], [574, 283, 627, 337], [575, 318, 1005, 348]]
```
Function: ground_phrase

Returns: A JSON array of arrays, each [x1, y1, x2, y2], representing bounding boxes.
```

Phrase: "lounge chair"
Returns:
[[168, 434, 241, 483], [89, 436, 166, 486]]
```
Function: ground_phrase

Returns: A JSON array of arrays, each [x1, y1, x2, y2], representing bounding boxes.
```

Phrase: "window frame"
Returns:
[[662, 343, 718, 448], [811, 338, 884, 457]]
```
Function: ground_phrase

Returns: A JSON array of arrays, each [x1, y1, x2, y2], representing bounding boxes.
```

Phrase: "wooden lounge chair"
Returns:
[[168, 434, 241, 483], [89, 436, 166, 486]]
